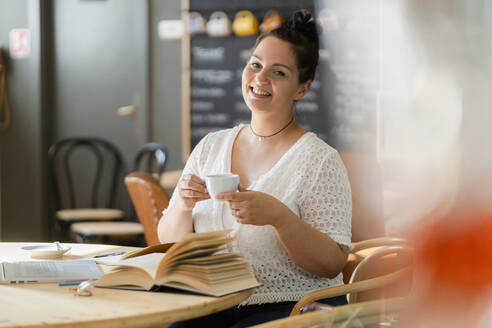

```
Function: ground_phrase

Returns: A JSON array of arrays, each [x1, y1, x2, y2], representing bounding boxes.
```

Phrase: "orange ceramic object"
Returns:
[[260, 10, 284, 33]]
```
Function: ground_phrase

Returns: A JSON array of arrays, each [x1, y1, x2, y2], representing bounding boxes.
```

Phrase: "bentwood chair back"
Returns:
[[48, 137, 126, 241], [290, 239, 413, 316], [125, 172, 170, 246], [347, 244, 413, 303], [251, 296, 409, 328], [133, 142, 167, 177], [128, 142, 168, 221]]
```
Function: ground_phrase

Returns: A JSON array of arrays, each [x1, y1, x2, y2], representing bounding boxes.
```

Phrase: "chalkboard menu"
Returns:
[[184, 0, 378, 155]]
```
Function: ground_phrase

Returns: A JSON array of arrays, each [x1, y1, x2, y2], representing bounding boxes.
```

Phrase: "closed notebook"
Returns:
[[96, 230, 260, 297], [0, 260, 102, 283]]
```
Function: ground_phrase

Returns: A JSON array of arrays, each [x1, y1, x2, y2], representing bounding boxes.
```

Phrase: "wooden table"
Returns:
[[0, 242, 253, 328]]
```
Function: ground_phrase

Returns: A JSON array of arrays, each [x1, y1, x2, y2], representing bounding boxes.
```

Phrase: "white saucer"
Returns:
[[21, 244, 72, 259]]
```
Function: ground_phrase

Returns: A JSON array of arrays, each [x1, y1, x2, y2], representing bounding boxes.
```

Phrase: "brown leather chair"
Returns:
[[125, 172, 170, 246]]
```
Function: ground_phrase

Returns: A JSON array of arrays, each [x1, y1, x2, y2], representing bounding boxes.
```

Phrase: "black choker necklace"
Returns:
[[250, 116, 295, 142]]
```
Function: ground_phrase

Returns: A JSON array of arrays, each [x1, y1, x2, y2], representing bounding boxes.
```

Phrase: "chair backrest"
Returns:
[[289, 238, 413, 316], [255, 297, 409, 328], [343, 236, 407, 284], [124, 172, 170, 246], [347, 245, 413, 303], [128, 142, 167, 221], [340, 152, 385, 242], [133, 142, 167, 176], [48, 137, 124, 210]]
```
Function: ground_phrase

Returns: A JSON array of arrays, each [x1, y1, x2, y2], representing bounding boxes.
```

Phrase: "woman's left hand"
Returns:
[[216, 185, 292, 227]]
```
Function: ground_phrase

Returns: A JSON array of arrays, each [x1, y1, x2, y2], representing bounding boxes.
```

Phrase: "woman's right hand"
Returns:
[[177, 174, 210, 211]]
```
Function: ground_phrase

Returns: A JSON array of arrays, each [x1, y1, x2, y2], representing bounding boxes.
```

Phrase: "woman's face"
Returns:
[[242, 36, 311, 115]]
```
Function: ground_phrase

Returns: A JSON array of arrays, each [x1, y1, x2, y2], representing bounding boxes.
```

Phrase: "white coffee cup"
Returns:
[[205, 174, 239, 201]]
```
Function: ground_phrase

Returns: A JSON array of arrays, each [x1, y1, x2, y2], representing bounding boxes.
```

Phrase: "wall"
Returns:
[[50, 0, 150, 216], [0, 0, 185, 241], [150, 0, 184, 171], [0, 0, 47, 241]]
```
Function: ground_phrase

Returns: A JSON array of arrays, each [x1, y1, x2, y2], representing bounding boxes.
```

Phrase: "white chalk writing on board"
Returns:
[[334, 107, 366, 125], [191, 87, 226, 98], [192, 46, 225, 62], [303, 90, 317, 100], [296, 102, 319, 112], [331, 65, 375, 87], [192, 69, 233, 84], [236, 69, 244, 79], [234, 102, 249, 113], [335, 95, 364, 108], [233, 119, 250, 126], [335, 82, 359, 95], [239, 49, 252, 63], [191, 101, 214, 111], [191, 113, 229, 124]]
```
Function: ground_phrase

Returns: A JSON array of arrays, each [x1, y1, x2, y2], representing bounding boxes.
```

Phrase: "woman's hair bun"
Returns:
[[286, 9, 318, 42], [253, 8, 319, 83]]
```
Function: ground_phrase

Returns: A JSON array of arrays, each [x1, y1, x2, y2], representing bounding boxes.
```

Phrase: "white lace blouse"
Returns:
[[162, 125, 352, 305]]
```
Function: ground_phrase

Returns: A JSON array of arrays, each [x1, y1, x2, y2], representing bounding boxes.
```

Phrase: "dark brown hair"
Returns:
[[252, 9, 319, 83]]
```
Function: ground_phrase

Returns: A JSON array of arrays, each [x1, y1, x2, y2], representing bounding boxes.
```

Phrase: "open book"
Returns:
[[96, 230, 260, 297]]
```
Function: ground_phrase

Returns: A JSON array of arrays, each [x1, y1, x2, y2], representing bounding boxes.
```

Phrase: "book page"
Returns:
[[178, 253, 242, 265], [108, 253, 166, 278], [159, 272, 260, 297], [164, 230, 232, 258], [156, 246, 227, 278], [121, 242, 174, 260], [96, 266, 154, 290]]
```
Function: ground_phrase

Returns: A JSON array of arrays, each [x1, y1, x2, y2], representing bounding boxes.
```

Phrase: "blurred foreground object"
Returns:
[[403, 208, 492, 327]]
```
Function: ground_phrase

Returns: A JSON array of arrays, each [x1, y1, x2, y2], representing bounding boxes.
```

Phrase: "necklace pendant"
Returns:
[[258, 137, 263, 142]]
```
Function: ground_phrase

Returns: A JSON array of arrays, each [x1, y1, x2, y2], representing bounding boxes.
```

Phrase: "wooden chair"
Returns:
[[69, 220, 144, 245], [125, 172, 170, 246], [74, 144, 168, 246], [252, 296, 409, 328], [290, 238, 413, 316], [128, 142, 168, 221], [133, 142, 167, 177], [48, 137, 144, 243], [48, 138, 125, 235], [342, 237, 408, 284]]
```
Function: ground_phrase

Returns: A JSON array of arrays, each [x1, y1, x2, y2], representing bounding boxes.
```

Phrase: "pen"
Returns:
[[93, 251, 125, 258], [59, 280, 84, 286]]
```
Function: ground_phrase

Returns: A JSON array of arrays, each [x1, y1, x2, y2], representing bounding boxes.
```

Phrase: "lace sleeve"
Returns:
[[161, 134, 210, 216], [298, 150, 352, 246]]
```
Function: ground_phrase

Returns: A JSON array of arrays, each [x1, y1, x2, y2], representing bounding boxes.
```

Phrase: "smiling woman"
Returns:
[[242, 37, 310, 139], [159, 9, 352, 328]]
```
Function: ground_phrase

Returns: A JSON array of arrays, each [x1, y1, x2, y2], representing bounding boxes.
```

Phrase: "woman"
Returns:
[[159, 9, 352, 327]]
